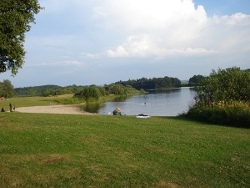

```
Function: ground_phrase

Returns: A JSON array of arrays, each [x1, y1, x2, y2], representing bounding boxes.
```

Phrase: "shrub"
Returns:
[[186, 101, 250, 128], [185, 67, 250, 127], [74, 86, 102, 102]]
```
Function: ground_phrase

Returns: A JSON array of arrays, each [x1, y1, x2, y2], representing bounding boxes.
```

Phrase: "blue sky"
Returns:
[[2, 0, 250, 87]]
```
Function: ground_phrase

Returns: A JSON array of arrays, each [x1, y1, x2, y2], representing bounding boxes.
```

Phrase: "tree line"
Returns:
[[10, 83, 143, 98], [11, 74, 204, 97], [1, 69, 248, 98], [115, 76, 182, 90], [74, 84, 143, 102]]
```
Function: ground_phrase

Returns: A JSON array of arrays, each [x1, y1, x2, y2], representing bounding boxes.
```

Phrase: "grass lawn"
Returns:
[[0, 112, 249, 188], [0, 94, 77, 111]]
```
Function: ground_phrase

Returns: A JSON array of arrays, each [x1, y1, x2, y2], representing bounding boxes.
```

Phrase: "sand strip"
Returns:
[[15, 105, 93, 115]]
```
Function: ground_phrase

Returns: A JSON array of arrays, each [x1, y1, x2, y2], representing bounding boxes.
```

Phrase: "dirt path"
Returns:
[[15, 105, 93, 115]]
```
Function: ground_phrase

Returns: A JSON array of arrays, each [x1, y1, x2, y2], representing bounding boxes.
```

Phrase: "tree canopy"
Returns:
[[186, 67, 250, 127], [195, 67, 250, 105], [0, 79, 14, 98], [188, 75, 206, 86], [116, 76, 181, 90], [0, 0, 42, 75]]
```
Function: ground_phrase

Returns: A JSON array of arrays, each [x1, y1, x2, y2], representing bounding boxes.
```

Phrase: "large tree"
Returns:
[[0, 79, 14, 98], [188, 75, 206, 86], [195, 67, 250, 105], [0, 0, 42, 75]]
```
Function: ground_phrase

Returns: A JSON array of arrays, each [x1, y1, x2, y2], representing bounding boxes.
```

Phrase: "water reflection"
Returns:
[[80, 102, 103, 113], [113, 95, 130, 102], [97, 87, 196, 116]]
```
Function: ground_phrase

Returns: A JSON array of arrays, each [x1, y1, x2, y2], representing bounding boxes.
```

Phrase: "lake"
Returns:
[[96, 87, 196, 116]]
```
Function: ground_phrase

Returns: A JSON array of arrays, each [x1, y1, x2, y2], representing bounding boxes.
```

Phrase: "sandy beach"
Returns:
[[16, 105, 93, 115]]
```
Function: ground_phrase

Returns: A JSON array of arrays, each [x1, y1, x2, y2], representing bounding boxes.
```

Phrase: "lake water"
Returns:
[[97, 87, 196, 116]]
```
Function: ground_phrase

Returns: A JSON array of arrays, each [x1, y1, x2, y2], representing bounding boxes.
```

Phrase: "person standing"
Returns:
[[9, 103, 12, 112]]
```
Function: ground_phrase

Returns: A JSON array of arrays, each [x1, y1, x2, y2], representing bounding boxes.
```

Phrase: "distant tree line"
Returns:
[[115, 76, 181, 90], [188, 75, 206, 86], [12, 83, 143, 100], [11, 75, 206, 97], [3, 69, 249, 99], [74, 84, 143, 101], [14, 85, 83, 97]]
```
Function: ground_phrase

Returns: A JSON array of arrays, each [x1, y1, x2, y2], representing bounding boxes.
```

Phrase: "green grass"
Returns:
[[0, 112, 249, 187], [0, 94, 76, 111]]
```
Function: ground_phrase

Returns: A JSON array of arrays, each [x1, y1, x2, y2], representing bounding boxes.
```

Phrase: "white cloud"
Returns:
[[32, 0, 250, 61], [106, 35, 153, 57], [106, 46, 129, 58], [101, 0, 250, 59], [26, 60, 85, 67], [13, 0, 249, 87]]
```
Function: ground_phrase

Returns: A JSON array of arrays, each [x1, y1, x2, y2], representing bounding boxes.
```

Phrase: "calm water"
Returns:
[[97, 87, 196, 116]]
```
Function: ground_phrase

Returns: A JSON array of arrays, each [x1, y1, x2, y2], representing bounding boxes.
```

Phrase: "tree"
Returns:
[[188, 75, 206, 86], [186, 67, 250, 127], [0, 79, 14, 98], [195, 67, 250, 105], [75, 86, 102, 101], [0, 0, 42, 75], [115, 76, 181, 90]]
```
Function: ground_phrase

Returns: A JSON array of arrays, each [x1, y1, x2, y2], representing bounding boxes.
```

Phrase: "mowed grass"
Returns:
[[0, 112, 249, 188], [0, 94, 74, 110]]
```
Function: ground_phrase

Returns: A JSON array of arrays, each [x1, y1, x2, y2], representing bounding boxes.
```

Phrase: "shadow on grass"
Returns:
[[163, 114, 250, 129]]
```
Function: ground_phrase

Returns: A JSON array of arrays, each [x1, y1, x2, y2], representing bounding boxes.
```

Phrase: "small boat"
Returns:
[[135, 114, 151, 118]]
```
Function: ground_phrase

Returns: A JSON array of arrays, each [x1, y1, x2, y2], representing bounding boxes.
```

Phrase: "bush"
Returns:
[[74, 86, 102, 102], [186, 101, 250, 128], [185, 67, 250, 128]]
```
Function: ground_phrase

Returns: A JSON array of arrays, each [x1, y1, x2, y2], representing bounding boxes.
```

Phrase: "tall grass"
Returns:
[[185, 101, 250, 128], [0, 113, 249, 187]]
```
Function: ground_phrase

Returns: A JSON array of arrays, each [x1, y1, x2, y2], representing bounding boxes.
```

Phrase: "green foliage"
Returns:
[[0, 0, 42, 75], [186, 101, 250, 127], [15, 85, 77, 96], [74, 86, 102, 101], [196, 67, 250, 104], [186, 67, 250, 127], [51, 97, 84, 105], [0, 94, 82, 110], [74, 84, 142, 102], [105, 84, 143, 95], [0, 79, 14, 98], [116, 76, 181, 90], [188, 75, 206, 86], [106, 84, 126, 95]]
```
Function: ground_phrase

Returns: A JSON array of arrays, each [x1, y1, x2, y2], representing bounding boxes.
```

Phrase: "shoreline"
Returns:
[[15, 105, 94, 115]]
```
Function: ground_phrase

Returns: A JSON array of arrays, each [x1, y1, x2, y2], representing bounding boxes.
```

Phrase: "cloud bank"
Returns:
[[4, 0, 250, 87], [99, 0, 250, 58]]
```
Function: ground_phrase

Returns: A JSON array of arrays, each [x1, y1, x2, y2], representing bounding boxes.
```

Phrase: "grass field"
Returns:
[[0, 95, 75, 111], [0, 111, 249, 187]]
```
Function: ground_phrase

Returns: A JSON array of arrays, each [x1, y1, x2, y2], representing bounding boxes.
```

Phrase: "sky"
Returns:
[[1, 0, 250, 88]]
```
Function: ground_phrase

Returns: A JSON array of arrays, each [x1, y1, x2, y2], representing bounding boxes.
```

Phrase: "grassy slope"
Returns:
[[0, 112, 249, 188]]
